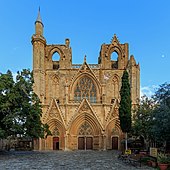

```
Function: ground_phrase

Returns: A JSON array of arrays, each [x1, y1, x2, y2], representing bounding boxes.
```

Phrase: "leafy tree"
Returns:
[[0, 69, 51, 139], [0, 70, 15, 138], [150, 106, 170, 144], [0, 128, 5, 138], [150, 83, 170, 147], [119, 70, 132, 150], [131, 95, 155, 149], [154, 83, 170, 107], [13, 69, 43, 138], [132, 83, 170, 150]]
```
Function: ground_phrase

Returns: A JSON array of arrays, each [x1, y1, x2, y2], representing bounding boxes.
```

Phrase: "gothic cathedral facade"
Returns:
[[32, 11, 140, 150]]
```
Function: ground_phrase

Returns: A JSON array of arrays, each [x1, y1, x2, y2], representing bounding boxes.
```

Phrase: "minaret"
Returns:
[[32, 8, 46, 103], [35, 8, 44, 35]]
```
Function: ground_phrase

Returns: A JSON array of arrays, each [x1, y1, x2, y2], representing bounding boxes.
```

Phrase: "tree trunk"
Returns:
[[125, 132, 128, 150]]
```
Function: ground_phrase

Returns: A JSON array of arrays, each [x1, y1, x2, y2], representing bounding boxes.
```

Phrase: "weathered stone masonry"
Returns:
[[32, 10, 140, 150]]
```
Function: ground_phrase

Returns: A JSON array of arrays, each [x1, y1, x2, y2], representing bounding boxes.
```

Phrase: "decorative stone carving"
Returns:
[[52, 74, 59, 84], [80, 102, 90, 112], [52, 127, 60, 136], [78, 122, 93, 135]]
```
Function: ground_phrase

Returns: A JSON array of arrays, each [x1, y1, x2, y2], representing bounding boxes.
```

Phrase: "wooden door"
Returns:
[[86, 137, 93, 150], [78, 137, 85, 150], [112, 137, 118, 150], [53, 137, 59, 150]]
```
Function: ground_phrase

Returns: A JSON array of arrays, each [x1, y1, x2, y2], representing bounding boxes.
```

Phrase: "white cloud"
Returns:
[[12, 72, 17, 82], [140, 85, 158, 98]]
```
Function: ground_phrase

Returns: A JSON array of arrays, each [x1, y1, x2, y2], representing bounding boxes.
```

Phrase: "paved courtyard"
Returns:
[[0, 150, 153, 170]]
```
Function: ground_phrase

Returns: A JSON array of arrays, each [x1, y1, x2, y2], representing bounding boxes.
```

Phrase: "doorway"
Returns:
[[86, 137, 93, 149], [53, 137, 59, 150], [78, 137, 93, 150], [112, 136, 118, 150], [78, 137, 85, 150]]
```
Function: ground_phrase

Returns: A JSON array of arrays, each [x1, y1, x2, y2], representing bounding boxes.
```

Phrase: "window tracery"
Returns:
[[78, 122, 93, 135], [74, 76, 97, 103], [52, 127, 59, 136]]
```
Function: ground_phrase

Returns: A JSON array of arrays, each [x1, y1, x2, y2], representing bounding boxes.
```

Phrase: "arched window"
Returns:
[[111, 51, 118, 61], [74, 76, 97, 103], [111, 51, 118, 69], [52, 52, 60, 61], [52, 52, 60, 69]]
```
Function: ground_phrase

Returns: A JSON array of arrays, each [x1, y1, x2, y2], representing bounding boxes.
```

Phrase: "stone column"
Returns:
[[102, 130, 106, 150], [64, 132, 69, 151], [39, 138, 42, 150], [65, 79, 69, 104]]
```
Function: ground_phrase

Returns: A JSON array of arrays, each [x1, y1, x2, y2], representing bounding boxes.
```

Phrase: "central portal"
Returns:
[[77, 120, 94, 150], [78, 137, 93, 150]]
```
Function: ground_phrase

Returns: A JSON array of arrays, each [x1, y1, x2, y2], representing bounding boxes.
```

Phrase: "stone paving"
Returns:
[[0, 150, 154, 170]]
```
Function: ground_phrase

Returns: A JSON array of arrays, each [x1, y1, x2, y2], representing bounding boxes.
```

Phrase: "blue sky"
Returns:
[[0, 0, 170, 96]]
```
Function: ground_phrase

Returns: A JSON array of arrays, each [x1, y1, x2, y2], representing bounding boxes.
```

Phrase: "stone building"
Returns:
[[32, 10, 140, 150]]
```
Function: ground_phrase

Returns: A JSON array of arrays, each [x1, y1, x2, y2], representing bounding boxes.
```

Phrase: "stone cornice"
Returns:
[[31, 34, 46, 44]]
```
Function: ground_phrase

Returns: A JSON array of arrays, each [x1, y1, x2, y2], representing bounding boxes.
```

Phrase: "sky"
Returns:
[[0, 0, 170, 97]]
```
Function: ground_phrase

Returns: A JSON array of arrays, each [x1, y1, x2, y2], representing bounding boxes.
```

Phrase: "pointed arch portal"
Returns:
[[47, 119, 66, 150], [69, 111, 102, 150], [78, 122, 93, 150]]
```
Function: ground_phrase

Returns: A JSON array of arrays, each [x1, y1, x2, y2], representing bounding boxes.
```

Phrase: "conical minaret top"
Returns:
[[35, 7, 44, 35], [36, 7, 43, 24]]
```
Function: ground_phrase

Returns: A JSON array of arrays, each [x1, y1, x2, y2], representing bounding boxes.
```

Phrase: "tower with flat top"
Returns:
[[32, 10, 140, 150]]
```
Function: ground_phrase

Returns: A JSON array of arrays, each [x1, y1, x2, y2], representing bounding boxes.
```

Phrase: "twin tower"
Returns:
[[32, 10, 140, 150]]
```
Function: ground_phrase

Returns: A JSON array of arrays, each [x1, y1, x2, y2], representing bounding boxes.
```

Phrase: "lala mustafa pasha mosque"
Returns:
[[32, 10, 140, 151]]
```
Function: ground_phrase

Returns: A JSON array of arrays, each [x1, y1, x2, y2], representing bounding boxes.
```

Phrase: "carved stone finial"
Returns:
[[65, 38, 70, 48], [111, 34, 119, 44]]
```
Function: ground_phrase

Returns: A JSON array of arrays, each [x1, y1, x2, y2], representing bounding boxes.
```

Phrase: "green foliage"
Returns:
[[0, 128, 5, 138], [157, 153, 170, 163], [0, 70, 15, 138], [132, 82, 170, 147], [150, 106, 170, 143], [119, 70, 132, 133], [132, 95, 155, 140], [154, 83, 170, 107], [150, 83, 170, 143], [140, 156, 156, 164], [0, 69, 50, 139]]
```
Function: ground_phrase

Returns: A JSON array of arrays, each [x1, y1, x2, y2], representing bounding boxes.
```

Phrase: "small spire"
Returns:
[[130, 55, 136, 65], [111, 34, 119, 44], [84, 55, 86, 62], [36, 7, 42, 23]]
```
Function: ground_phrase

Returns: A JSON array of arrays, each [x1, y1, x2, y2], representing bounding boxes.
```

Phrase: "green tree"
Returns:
[[150, 83, 170, 147], [132, 95, 155, 148], [119, 70, 132, 150], [132, 83, 170, 150], [0, 69, 51, 139], [0, 70, 15, 138]]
